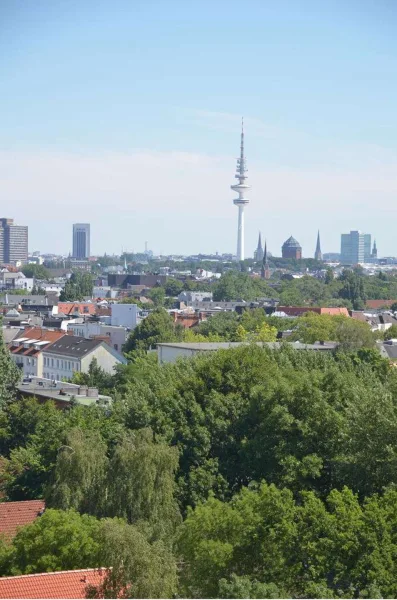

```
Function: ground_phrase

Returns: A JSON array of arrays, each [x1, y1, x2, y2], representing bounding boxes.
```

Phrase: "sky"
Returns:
[[1, 0, 397, 257]]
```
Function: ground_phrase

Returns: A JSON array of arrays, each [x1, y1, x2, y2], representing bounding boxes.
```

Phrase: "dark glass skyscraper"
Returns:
[[72, 223, 90, 259]]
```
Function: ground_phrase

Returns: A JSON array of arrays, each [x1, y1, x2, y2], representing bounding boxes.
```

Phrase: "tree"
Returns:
[[106, 429, 180, 539], [0, 509, 178, 598], [21, 264, 50, 280], [59, 272, 93, 301], [252, 321, 278, 342], [164, 278, 184, 296], [123, 308, 181, 354], [0, 324, 20, 409], [0, 509, 101, 576], [289, 312, 336, 343], [71, 357, 113, 393], [149, 287, 166, 307], [177, 482, 397, 599], [338, 269, 366, 310], [86, 518, 177, 599], [384, 324, 397, 340], [47, 428, 108, 516]]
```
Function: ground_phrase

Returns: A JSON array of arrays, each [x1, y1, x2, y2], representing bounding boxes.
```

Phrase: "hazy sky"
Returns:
[[1, 0, 397, 257]]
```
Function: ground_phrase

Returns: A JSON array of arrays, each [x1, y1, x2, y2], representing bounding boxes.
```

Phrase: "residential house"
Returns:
[[8, 328, 66, 378], [42, 336, 127, 381]]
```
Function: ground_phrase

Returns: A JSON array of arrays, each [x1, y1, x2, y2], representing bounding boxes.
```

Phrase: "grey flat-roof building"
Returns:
[[72, 223, 90, 259], [0, 218, 28, 264]]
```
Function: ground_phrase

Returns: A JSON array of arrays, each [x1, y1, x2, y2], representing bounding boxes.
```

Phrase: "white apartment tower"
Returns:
[[72, 223, 90, 259], [0, 218, 28, 264], [231, 119, 251, 261]]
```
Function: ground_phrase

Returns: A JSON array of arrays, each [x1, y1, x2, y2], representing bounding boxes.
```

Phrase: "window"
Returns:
[[51, 358, 54, 367], [57, 360, 59, 368], [61, 360, 63, 369], [68, 361, 71, 370], [114, 344, 118, 351]]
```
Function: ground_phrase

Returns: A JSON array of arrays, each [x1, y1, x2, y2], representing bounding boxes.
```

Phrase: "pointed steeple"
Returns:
[[254, 231, 263, 261], [314, 230, 322, 261], [372, 239, 377, 259], [261, 240, 270, 279]]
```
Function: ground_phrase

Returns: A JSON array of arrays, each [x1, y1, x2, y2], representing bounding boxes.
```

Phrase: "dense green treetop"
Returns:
[[21, 264, 50, 280]]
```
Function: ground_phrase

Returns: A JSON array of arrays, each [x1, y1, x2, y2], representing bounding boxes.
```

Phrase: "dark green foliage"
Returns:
[[119, 345, 397, 508], [59, 272, 93, 301], [71, 357, 113, 393], [212, 272, 276, 302], [0, 509, 177, 598], [123, 308, 182, 354], [5, 335, 397, 597], [21, 264, 50, 280], [0, 326, 20, 409], [177, 482, 396, 598]]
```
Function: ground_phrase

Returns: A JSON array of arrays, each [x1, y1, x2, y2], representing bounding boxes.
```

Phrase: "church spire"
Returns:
[[261, 240, 270, 279], [257, 231, 262, 250], [314, 230, 322, 261], [372, 239, 377, 259], [254, 231, 264, 262]]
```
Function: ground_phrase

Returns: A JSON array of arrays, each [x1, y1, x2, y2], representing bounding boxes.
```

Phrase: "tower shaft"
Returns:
[[237, 205, 245, 261], [231, 118, 250, 262]]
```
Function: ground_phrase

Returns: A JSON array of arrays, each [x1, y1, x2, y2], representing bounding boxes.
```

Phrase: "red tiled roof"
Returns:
[[0, 569, 106, 599], [0, 500, 45, 539], [366, 299, 397, 309], [58, 303, 97, 316], [8, 328, 66, 357]]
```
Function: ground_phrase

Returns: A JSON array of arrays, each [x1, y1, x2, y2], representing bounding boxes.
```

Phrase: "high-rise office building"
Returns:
[[72, 224, 90, 259], [340, 230, 371, 264], [0, 218, 28, 264]]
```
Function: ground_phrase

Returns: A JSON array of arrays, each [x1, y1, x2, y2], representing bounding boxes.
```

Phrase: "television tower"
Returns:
[[231, 118, 251, 261]]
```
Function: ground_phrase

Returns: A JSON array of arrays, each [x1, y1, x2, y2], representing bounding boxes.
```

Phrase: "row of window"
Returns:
[[43, 357, 79, 371]]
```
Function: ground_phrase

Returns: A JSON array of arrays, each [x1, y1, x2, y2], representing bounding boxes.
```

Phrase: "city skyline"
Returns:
[[1, 1, 397, 255]]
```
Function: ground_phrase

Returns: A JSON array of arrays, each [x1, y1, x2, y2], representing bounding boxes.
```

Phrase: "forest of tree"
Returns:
[[1, 324, 397, 596]]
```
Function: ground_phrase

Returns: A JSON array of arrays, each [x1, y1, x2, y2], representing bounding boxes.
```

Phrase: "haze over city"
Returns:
[[1, 0, 397, 255]]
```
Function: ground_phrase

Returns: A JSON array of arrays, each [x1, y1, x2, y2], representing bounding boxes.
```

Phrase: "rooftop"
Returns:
[[0, 568, 106, 599], [43, 336, 103, 357], [282, 235, 302, 249], [0, 500, 45, 539], [157, 341, 338, 351]]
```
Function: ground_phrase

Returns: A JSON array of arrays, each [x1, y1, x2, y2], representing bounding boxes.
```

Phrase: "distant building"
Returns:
[[254, 232, 264, 262], [314, 230, 323, 261], [282, 236, 302, 259], [111, 303, 140, 329], [371, 239, 378, 260], [72, 223, 90, 259], [42, 335, 127, 381], [340, 231, 371, 264], [0, 218, 28, 265]]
